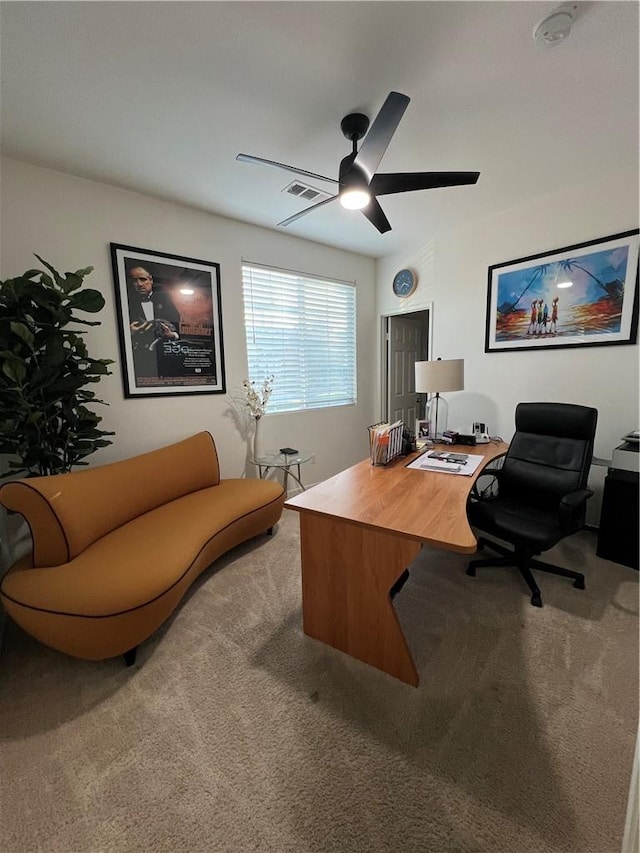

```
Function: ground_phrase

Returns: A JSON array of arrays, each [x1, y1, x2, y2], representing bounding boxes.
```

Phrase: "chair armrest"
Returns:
[[477, 451, 507, 483], [478, 466, 503, 478], [469, 466, 503, 501], [559, 488, 594, 530]]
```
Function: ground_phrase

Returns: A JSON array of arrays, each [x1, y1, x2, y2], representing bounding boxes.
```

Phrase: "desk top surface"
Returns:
[[285, 442, 508, 553]]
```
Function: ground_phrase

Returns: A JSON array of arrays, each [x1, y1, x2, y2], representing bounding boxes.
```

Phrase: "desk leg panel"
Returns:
[[299, 514, 421, 686]]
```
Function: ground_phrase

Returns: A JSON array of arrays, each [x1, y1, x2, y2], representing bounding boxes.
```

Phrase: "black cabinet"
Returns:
[[597, 469, 639, 570]]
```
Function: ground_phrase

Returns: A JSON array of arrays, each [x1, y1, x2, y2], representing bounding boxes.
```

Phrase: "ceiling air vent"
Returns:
[[283, 180, 329, 203]]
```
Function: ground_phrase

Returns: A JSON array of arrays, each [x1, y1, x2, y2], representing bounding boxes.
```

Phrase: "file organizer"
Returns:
[[368, 421, 404, 466]]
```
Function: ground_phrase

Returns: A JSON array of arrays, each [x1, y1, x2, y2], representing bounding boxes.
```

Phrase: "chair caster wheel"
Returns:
[[574, 577, 585, 590], [531, 595, 543, 608], [466, 566, 476, 577]]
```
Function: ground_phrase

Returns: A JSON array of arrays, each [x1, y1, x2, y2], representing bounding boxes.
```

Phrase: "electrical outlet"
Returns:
[[310, 454, 316, 464]]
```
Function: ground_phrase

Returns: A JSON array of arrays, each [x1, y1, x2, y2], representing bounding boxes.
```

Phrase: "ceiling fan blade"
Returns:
[[236, 153, 338, 186], [277, 195, 339, 227], [369, 171, 480, 196], [361, 197, 392, 234], [352, 92, 410, 182]]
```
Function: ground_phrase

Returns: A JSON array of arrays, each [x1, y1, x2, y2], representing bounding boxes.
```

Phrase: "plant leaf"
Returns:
[[2, 359, 26, 383], [68, 289, 105, 313], [75, 266, 94, 278], [10, 321, 35, 349], [33, 255, 65, 287]]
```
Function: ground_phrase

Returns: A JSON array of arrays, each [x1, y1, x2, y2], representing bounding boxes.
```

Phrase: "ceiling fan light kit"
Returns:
[[340, 189, 371, 210], [237, 91, 480, 235], [533, 3, 578, 47]]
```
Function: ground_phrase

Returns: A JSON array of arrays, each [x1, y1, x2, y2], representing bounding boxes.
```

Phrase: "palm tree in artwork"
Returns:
[[560, 259, 624, 300], [498, 265, 547, 315]]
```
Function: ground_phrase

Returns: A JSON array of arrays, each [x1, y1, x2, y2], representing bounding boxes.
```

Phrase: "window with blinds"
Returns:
[[242, 263, 357, 414]]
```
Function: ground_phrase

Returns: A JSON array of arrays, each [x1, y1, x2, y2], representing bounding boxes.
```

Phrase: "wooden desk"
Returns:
[[285, 442, 508, 686]]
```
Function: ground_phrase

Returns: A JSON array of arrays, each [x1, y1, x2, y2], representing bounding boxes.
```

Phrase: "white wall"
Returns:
[[2, 155, 638, 522], [377, 167, 639, 522], [0, 157, 377, 486]]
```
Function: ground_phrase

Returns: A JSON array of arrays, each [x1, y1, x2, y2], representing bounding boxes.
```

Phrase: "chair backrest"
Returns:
[[500, 402, 598, 508]]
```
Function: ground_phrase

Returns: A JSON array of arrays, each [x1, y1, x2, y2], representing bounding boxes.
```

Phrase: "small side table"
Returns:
[[251, 450, 312, 494]]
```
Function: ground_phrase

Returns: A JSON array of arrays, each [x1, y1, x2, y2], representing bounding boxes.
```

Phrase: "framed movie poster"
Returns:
[[485, 229, 639, 353], [110, 244, 226, 397]]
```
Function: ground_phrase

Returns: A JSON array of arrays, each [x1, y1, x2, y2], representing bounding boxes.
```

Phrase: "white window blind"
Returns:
[[242, 262, 357, 414]]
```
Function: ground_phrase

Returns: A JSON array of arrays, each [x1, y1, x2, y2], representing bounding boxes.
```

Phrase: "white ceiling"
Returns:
[[1, 1, 638, 259]]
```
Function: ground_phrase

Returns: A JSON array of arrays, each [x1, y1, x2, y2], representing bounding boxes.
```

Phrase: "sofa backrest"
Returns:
[[0, 431, 220, 567]]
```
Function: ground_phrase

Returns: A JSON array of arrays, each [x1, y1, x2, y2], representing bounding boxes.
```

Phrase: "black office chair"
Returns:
[[466, 402, 598, 607]]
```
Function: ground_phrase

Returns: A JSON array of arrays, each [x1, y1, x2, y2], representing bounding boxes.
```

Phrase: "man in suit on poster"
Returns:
[[126, 265, 181, 379]]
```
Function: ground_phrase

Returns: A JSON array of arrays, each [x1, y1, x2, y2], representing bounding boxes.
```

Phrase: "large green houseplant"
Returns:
[[0, 256, 114, 478]]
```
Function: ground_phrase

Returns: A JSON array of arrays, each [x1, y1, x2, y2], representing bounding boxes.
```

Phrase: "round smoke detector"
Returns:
[[533, 3, 578, 47]]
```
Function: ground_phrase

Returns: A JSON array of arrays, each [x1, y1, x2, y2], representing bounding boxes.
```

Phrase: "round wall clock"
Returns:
[[392, 268, 418, 298]]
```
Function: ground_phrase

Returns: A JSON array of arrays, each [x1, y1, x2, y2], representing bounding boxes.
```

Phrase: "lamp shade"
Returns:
[[414, 359, 464, 393]]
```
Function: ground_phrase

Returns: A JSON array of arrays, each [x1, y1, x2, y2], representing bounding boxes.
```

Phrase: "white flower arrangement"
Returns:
[[242, 375, 274, 420]]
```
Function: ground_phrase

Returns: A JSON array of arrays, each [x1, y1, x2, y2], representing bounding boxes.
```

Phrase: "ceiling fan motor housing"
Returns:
[[339, 154, 368, 189], [339, 114, 372, 199], [340, 113, 370, 142]]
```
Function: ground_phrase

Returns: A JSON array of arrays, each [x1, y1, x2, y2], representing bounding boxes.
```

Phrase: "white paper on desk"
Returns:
[[406, 453, 485, 476]]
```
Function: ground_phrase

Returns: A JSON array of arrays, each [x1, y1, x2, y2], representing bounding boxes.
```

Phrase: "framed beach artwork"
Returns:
[[484, 230, 639, 353], [110, 244, 226, 398]]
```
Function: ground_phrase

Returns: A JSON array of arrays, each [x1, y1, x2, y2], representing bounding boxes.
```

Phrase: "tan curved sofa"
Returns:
[[0, 431, 285, 664]]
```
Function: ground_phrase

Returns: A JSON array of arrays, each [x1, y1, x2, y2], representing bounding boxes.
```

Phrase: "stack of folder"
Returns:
[[368, 421, 404, 466]]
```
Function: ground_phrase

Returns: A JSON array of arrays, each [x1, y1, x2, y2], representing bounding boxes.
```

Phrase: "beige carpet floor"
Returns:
[[0, 510, 637, 853]]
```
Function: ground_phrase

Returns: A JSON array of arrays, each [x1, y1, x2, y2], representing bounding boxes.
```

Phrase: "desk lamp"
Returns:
[[414, 358, 464, 439]]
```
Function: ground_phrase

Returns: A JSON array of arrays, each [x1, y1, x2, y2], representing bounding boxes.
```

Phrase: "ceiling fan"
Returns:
[[237, 91, 480, 235]]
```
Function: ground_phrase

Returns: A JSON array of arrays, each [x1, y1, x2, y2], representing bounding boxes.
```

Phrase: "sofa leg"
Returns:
[[266, 527, 274, 536], [123, 647, 138, 667]]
